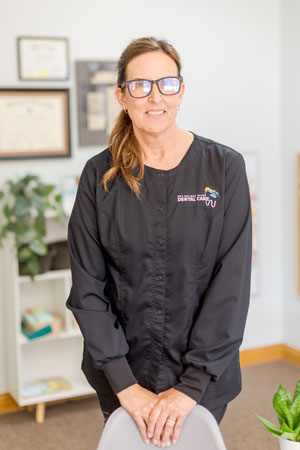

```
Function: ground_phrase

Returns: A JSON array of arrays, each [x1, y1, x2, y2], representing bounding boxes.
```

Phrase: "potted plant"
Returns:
[[256, 379, 300, 449], [0, 174, 66, 280]]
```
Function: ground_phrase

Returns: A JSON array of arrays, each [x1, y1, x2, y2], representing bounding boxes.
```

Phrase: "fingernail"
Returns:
[[153, 440, 158, 445], [167, 443, 171, 448], [148, 433, 152, 439], [144, 439, 150, 444], [161, 444, 166, 448], [173, 439, 177, 444]]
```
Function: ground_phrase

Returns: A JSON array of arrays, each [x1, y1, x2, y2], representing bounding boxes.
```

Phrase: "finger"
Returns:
[[152, 411, 169, 447], [172, 416, 185, 444], [160, 416, 177, 447], [147, 404, 162, 441], [134, 416, 150, 444]]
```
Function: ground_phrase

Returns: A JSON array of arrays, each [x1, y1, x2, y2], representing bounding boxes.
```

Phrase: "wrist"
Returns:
[[116, 383, 139, 401]]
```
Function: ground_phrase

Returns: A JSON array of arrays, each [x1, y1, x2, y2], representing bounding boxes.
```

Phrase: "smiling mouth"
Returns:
[[146, 110, 166, 116]]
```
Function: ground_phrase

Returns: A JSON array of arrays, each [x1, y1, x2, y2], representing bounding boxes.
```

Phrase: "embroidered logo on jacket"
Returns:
[[177, 187, 221, 208]]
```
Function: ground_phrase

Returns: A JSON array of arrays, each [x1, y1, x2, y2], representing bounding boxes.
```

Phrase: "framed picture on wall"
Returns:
[[0, 89, 71, 160], [17, 37, 69, 81], [76, 60, 121, 146]]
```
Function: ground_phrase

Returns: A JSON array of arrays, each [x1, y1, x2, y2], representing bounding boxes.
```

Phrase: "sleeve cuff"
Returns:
[[101, 356, 138, 395], [173, 365, 211, 403]]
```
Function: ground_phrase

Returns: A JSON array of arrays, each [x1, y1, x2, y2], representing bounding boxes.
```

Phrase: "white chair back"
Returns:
[[97, 405, 227, 449]]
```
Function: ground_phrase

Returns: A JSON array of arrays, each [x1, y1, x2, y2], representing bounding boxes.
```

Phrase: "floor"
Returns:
[[0, 360, 299, 450]]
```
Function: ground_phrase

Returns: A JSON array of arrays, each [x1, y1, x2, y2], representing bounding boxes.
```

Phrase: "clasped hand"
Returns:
[[116, 384, 196, 447]]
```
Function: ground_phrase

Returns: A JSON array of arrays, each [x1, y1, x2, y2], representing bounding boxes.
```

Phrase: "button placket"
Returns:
[[147, 175, 169, 387]]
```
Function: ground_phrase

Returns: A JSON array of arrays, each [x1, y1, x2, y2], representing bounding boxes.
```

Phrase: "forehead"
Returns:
[[126, 51, 178, 80]]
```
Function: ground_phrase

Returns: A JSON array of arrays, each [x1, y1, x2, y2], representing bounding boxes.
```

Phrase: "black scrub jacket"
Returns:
[[66, 132, 252, 410]]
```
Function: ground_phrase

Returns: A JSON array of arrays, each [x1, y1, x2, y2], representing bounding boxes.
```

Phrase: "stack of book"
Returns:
[[21, 308, 62, 340]]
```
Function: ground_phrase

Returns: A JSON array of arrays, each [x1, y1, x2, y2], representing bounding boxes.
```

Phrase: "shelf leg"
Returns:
[[35, 402, 46, 423]]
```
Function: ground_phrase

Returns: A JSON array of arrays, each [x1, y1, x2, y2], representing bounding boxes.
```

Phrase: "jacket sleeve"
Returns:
[[66, 160, 137, 395], [173, 152, 252, 403]]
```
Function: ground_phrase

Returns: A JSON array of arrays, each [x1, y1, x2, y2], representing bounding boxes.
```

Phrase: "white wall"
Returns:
[[282, 0, 300, 351], [0, 0, 284, 393]]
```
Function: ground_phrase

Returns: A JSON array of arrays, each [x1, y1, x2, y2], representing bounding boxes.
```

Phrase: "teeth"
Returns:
[[147, 110, 164, 115]]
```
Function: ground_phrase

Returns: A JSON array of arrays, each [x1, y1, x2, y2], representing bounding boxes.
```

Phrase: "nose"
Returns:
[[148, 82, 162, 103]]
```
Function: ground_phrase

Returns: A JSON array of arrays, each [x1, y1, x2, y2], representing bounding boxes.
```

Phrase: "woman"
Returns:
[[66, 37, 252, 448]]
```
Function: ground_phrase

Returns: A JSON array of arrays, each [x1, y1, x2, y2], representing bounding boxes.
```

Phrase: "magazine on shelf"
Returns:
[[22, 376, 72, 398]]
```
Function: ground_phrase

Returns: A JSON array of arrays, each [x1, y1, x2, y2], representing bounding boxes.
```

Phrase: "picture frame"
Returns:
[[17, 37, 69, 81], [76, 60, 120, 146], [0, 89, 71, 160]]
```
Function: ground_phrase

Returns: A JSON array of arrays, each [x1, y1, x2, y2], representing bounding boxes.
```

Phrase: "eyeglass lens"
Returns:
[[128, 77, 180, 97]]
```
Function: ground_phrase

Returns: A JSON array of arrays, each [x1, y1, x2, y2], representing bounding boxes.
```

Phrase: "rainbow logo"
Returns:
[[205, 187, 221, 199]]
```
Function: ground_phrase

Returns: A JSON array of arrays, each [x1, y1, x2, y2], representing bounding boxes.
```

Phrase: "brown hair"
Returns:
[[101, 37, 182, 198]]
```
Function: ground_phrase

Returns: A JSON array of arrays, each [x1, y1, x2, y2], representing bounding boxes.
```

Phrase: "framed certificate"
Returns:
[[76, 60, 120, 146], [17, 37, 69, 81], [0, 89, 71, 159]]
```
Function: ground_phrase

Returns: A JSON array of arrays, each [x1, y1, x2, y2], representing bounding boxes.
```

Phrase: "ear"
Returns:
[[115, 87, 127, 110], [179, 81, 185, 102]]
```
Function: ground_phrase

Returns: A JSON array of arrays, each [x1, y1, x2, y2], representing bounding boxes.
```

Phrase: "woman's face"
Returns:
[[116, 51, 184, 138]]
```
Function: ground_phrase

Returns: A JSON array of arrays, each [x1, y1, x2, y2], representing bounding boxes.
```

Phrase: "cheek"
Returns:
[[128, 100, 147, 119], [166, 98, 180, 111], [129, 108, 145, 123]]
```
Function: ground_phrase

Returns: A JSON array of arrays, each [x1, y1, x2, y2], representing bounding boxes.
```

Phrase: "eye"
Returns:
[[129, 80, 151, 96], [159, 77, 180, 94]]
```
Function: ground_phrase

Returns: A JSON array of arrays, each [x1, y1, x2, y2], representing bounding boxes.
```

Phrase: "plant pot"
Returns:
[[38, 247, 57, 273], [50, 241, 70, 270], [19, 246, 57, 276], [278, 438, 300, 449]]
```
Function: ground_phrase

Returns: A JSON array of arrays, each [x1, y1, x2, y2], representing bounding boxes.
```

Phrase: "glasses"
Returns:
[[120, 76, 183, 98]]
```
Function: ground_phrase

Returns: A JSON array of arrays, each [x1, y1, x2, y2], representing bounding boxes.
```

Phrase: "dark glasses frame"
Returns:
[[120, 76, 183, 98]]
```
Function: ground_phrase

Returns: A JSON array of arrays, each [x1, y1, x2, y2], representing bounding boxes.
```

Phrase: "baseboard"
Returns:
[[282, 344, 300, 366], [240, 344, 284, 366], [240, 344, 300, 366], [0, 393, 22, 414], [1, 344, 300, 415], [0, 393, 96, 415]]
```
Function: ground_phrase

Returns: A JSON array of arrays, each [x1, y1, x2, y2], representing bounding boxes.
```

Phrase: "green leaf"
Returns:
[[278, 385, 293, 407], [281, 422, 296, 433], [281, 432, 298, 442], [29, 239, 47, 256], [33, 220, 46, 237], [255, 414, 283, 437], [45, 184, 55, 195], [18, 246, 32, 262], [55, 193, 62, 203], [291, 395, 300, 428], [273, 392, 294, 429], [20, 256, 40, 278], [0, 190, 4, 200], [293, 380, 300, 402], [18, 228, 35, 243], [3, 204, 12, 219], [5, 222, 18, 234], [34, 184, 55, 196], [14, 196, 31, 217]]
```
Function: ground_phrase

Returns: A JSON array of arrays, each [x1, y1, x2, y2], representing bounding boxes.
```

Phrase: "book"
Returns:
[[21, 322, 52, 340], [22, 376, 72, 398], [21, 308, 62, 339]]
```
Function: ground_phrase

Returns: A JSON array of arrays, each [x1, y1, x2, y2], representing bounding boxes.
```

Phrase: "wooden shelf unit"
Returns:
[[2, 236, 93, 423]]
